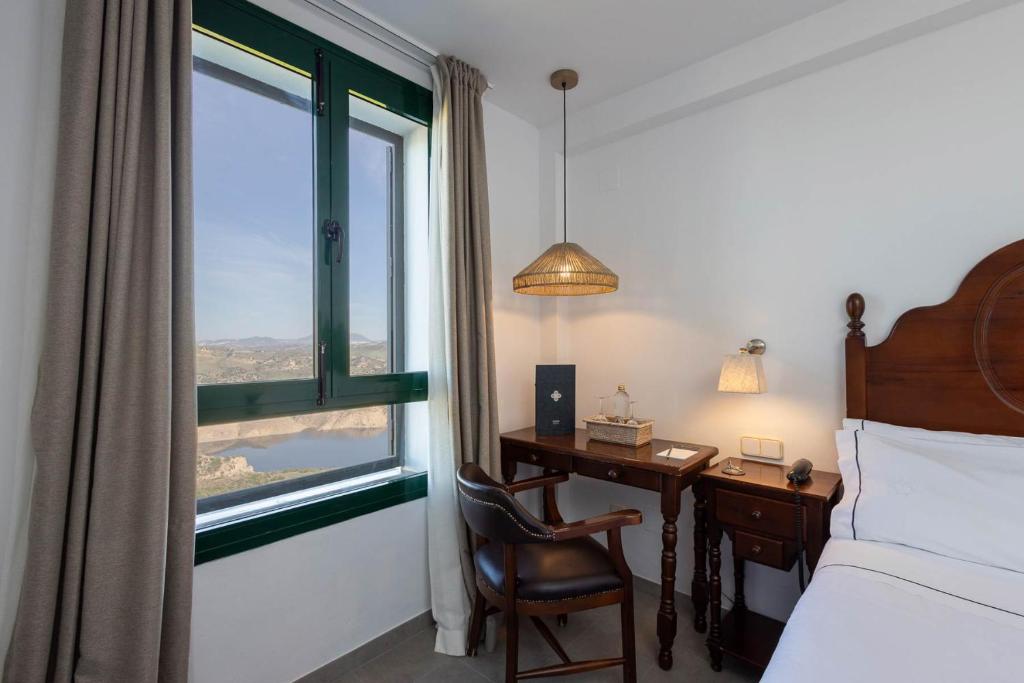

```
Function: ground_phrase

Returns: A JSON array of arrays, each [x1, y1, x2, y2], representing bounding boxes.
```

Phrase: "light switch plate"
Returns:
[[760, 438, 784, 460], [740, 436, 760, 457]]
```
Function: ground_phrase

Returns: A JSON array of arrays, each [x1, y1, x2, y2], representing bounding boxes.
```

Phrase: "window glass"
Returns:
[[347, 94, 429, 377], [348, 124, 393, 376], [193, 30, 316, 385], [190, 13, 429, 521], [348, 99, 399, 376], [197, 406, 393, 501]]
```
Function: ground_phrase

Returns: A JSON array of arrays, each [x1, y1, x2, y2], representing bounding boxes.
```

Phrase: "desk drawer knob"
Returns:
[[607, 468, 620, 480], [750, 545, 762, 555], [750, 510, 762, 520], [529, 453, 539, 463]]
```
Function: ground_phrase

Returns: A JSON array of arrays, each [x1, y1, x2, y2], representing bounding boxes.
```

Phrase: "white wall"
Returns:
[[485, 102, 544, 433], [548, 1, 1024, 621], [190, 500, 430, 683], [0, 0, 63, 668]]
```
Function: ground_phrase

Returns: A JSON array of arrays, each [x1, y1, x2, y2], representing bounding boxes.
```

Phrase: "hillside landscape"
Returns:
[[196, 335, 388, 384], [196, 336, 391, 500]]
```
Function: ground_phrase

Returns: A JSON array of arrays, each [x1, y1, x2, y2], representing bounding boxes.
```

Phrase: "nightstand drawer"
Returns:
[[733, 531, 793, 570], [505, 444, 572, 472], [574, 458, 661, 491], [716, 490, 797, 539]]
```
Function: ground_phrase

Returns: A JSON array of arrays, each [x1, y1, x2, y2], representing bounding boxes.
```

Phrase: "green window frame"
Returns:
[[192, 0, 430, 561], [193, 0, 430, 427]]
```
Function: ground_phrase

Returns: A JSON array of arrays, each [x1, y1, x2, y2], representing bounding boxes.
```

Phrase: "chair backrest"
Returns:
[[456, 463, 553, 544]]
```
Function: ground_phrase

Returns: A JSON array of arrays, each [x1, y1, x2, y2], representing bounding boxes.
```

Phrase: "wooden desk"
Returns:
[[499, 427, 718, 670]]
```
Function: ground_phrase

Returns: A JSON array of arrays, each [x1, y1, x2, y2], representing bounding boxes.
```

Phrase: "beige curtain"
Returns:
[[3, 1, 196, 681], [427, 55, 500, 655]]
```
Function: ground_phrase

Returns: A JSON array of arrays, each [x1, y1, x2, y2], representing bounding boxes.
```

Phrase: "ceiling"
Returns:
[[344, 0, 846, 125]]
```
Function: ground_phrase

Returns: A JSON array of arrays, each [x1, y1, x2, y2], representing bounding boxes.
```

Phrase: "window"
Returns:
[[191, 0, 430, 546]]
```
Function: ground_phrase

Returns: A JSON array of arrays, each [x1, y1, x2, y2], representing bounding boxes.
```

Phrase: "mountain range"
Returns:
[[199, 333, 381, 347]]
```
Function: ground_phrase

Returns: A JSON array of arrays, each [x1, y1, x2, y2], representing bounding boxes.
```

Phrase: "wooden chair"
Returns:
[[457, 463, 642, 682]]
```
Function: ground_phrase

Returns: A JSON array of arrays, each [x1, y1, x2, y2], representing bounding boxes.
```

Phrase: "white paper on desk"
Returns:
[[657, 447, 698, 460]]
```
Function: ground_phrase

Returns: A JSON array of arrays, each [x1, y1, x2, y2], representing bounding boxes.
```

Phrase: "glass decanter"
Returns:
[[611, 384, 630, 422]]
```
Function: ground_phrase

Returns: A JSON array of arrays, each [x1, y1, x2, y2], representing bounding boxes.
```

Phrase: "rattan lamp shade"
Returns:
[[512, 241, 619, 296]]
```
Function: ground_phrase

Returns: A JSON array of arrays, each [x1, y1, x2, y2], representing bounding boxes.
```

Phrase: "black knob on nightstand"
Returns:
[[751, 545, 762, 555], [607, 468, 620, 480], [750, 510, 762, 520], [529, 453, 539, 463]]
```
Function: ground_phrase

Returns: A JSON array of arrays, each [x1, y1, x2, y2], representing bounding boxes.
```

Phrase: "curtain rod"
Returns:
[[299, 0, 436, 67], [298, 0, 494, 89]]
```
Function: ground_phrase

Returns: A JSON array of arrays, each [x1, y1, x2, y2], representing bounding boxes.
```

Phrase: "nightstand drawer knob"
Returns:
[[607, 468, 620, 480], [751, 545, 762, 555], [750, 510, 763, 520], [529, 453, 539, 463]]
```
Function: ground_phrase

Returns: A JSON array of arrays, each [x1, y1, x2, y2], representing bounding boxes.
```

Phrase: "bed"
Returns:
[[762, 239, 1024, 682]]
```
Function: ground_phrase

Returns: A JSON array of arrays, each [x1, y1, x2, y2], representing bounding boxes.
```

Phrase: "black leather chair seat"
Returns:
[[475, 537, 623, 602]]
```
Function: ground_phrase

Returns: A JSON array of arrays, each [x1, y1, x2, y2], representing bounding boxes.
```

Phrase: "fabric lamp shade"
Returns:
[[718, 351, 766, 394], [512, 241, 618, 296]]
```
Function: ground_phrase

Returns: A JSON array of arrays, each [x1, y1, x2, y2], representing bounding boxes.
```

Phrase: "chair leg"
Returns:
[[467, 588, 486, 656], [505, 610, 519, 683], [621, 589, 637, 683]]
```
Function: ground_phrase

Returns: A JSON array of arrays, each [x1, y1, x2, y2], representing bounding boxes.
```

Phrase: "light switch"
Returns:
[[740, 436, 760, 457], [760, 438, 784, 460]]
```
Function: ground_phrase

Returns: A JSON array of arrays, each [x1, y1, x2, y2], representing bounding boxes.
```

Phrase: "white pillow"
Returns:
[[831, 429, 1024, 573], [841, 418, 1024, 448]]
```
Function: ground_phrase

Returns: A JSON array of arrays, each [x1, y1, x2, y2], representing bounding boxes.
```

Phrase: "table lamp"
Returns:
[[717, 339, 767, 475], [718, 339, 767, 394]]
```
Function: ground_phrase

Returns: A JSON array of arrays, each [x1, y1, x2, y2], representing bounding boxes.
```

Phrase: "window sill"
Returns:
[[194, 469, 427, 565]]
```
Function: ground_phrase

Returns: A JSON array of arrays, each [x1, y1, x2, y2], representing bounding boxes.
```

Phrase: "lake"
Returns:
[[216, 428, 389, 472]]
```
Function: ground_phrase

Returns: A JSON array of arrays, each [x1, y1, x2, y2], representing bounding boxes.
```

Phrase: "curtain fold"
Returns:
[[3, 0, 196, 681], [427, 55, 501, 656]]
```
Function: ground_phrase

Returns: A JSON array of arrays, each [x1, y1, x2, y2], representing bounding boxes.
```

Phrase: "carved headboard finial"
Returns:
[[846, 292, 865, 338]]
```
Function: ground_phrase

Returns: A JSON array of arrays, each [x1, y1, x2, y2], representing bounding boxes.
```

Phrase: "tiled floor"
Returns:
[[337, 591, 760, 682]]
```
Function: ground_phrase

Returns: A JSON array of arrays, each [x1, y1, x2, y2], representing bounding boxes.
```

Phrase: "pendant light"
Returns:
[[513, 69, 618, 296]]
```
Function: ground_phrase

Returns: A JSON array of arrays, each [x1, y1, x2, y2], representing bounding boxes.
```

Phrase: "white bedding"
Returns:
[[762, 539, 1024, 683]]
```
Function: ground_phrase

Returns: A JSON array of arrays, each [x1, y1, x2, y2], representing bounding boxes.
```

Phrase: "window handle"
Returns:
[[323, 219, 343, 263], [314, 48, 325, 116], [317, 341, 327, 406]]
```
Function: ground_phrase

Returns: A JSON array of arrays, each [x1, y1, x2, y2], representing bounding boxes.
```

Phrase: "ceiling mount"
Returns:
[[549, 68, 579, 90]]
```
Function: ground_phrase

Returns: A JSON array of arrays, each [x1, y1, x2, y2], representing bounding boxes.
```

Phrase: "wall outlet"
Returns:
[[761, 438, 783, 460], [739, 436, 784, 460], [740, 436, 760, 457]]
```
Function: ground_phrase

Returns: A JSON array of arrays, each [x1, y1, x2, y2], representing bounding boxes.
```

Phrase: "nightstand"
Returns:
[[691, 459, 841, 671]]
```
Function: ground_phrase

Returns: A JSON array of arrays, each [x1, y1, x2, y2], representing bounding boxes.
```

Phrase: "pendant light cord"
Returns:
[[562, 82, 567, 243]]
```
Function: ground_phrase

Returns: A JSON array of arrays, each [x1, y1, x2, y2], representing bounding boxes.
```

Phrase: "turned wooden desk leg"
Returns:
[[501, 456, 517, 486], [691, 480, 708, 634], [707, 524, 724, 672], [733, 554, 746, 612], [657, 479, 683, 670]]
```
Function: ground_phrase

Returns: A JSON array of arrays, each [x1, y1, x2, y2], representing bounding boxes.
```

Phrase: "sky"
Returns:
[[193, 52, 390, 344]]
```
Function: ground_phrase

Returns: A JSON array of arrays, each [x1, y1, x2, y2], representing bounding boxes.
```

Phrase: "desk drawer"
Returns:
[[716, 490, 797, 539], [504, 444, 572, 472], [574, 458, 661, 491], [733, 531, 793, 570]]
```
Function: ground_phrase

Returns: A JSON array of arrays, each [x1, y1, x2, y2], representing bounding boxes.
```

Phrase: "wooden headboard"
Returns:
[[845, 238, 1024, 437]]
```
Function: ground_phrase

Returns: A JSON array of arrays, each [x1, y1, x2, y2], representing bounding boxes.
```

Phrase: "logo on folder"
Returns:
[[536, 365, 575, 436]]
